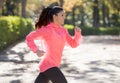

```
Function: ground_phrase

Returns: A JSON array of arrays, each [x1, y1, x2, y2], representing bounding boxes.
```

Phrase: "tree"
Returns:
[[21, 0, 27, 17], [1, 0, 27, 17], [109, 0, 120, 26], [0, 0, 4, 16], [59, 0, 64, 7], [3, 0, 20, 16], [1, 0, 21, 16], [101, 0, 110, 27], [92, 0, 100, 28], [31, 0, 120, 27]]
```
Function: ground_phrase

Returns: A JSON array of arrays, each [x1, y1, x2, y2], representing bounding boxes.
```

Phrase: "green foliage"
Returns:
[[82, 27, 120, 35], [0, 16, 33, 51], [64, 24, 74, 35], [64, 24, 120, 35], [64, 24, 74, 29]]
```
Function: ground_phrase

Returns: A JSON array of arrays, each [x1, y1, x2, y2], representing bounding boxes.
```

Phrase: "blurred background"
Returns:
[[0, 0, 120, 83], [0, 0, 120, 51]]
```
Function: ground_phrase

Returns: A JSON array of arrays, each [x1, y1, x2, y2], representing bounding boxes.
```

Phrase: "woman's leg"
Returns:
[[44, 67, 68, 83], [34, 72, 49, 83]]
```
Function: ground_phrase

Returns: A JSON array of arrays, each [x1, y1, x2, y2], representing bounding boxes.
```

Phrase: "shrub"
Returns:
[[64, 24, 120, 35], [82, 27, 120, 35], [0, 16, 33, 51], [64, 24, 74, 35]]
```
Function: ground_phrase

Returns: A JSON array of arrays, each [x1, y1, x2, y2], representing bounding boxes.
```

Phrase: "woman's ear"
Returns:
[[53, 15, 57, 22], [53, 15, 56, 20]]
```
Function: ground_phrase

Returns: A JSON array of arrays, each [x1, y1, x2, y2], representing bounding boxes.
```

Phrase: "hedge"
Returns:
[[81, 27, 120, 35], [64, 24, 120, 35], [0, 16, 33, 51]]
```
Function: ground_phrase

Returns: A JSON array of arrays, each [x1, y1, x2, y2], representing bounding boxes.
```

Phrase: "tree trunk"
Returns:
[[102, 2, 106, 27], [106, 6, 110, 27], [93, 0, 100, 28], [5, 0, 15, 15], [21, 0, 27, 17], [80, 6, 85, 27], [0, 0, 4, 16], [72, 7, 75, 27], [102, 1, 110, 27], [59, 0, 64, 7], [0, 0, 4, 8]]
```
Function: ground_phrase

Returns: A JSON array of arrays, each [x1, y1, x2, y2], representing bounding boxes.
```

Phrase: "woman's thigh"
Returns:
[[44, 67, 68, 83], [35, 73, 49, 83]]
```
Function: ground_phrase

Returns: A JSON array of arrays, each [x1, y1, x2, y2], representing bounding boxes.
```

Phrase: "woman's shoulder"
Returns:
[[39, 25, 51, 30], [60, 26, 68, 32], [34, 26, 52, 35], [42, 25, 53, 33]]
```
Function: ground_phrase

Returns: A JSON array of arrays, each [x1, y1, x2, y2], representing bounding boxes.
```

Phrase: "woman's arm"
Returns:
[[65, 27, 82, 48], [26, 27, 49, 53]]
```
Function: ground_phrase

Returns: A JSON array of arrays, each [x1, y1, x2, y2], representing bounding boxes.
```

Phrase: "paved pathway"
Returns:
[[0, 36, 120, 83]]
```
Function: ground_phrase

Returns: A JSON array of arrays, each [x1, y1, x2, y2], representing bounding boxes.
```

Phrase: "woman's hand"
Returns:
[[74, 26, 81, 32], [36, 50, 45, 57]]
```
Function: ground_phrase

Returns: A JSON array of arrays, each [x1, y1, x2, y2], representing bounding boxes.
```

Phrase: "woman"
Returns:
[[26, 6, 82, 83]]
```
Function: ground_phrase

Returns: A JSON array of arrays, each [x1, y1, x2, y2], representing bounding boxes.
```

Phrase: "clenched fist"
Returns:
[[74, 26, 81, 32], [36, 50, 46, 57]]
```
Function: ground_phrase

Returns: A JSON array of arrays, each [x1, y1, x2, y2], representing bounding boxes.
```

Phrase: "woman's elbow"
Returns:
[[71, 43, 79, 48]]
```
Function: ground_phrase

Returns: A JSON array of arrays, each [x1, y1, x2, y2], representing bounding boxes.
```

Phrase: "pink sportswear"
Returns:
[[26, 22, 82, 72]]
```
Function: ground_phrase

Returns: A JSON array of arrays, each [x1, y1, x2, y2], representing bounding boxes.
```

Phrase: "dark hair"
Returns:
[[35, 6, 63, 30]]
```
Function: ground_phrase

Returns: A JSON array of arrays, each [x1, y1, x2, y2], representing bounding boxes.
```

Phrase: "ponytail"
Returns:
[[35, 6, 63, 30], [35, 7, 53, 30]]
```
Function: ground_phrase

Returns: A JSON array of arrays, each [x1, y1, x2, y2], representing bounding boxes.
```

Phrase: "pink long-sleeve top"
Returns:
[[26, 22, 82, 72]]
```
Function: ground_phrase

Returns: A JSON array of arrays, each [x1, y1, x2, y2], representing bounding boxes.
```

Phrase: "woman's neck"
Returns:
[[53, 20, 61, 26]]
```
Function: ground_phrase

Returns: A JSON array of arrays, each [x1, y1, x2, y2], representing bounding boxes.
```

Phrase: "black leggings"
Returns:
[[35, 67, 68, 83]]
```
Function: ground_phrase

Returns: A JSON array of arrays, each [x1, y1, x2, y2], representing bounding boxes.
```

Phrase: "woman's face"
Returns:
[[53, 11, 66, 25]]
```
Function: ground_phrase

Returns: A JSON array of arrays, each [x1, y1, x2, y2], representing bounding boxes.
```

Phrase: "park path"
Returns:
[[0, 36, 120, 83]]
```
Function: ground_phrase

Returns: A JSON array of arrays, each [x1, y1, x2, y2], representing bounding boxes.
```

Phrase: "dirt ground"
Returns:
[[0, 35, 120, 83]]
